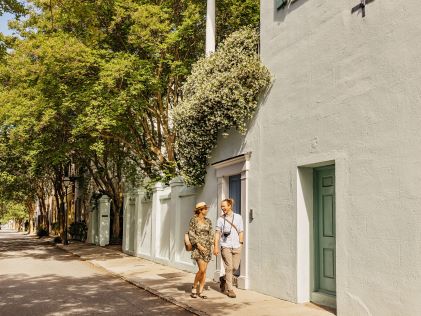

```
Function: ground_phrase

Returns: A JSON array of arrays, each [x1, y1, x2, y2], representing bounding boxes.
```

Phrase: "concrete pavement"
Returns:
[[55, 239, 336, 316], [0, 230, 193, 316]]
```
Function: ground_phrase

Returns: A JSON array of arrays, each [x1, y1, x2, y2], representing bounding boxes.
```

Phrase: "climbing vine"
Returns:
[[173, 27, 271, 186]]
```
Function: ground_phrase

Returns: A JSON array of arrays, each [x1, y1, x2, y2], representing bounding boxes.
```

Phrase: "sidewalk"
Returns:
[[56, 242, 335, 316]]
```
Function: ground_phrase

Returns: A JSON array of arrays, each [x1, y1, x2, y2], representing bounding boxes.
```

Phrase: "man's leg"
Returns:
[[221, 247, 234, 291], [232, 248, 242, 274]]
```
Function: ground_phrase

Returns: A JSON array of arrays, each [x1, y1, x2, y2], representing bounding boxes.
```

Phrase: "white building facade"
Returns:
[[122, 1, 421, 314]]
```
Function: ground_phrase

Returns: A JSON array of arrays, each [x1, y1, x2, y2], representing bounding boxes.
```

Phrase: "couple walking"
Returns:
[[188, 199, 244, 299]]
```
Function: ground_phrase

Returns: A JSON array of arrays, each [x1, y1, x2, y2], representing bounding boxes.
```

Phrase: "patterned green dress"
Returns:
[[188, 216, 214, 263]]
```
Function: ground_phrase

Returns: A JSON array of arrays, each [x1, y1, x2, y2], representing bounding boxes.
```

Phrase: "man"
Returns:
[[213, 198, 244, 298]]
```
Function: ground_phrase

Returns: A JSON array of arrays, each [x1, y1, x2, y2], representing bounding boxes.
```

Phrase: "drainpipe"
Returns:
[[206, 0, 215, 56]]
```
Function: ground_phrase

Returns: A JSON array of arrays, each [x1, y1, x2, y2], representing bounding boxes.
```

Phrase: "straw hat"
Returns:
[[195, 201, 207, 210]]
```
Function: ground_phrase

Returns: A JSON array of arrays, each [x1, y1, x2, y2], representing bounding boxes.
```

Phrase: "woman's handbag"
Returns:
[[184, 232, 192, 251]]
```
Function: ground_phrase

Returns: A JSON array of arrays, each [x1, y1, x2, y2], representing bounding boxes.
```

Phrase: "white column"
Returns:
[[213, 176, 227, 282], [98, 196, 111, 247], [151, 183, 163, 258], [134, 188, 146, 257], [169, 177, 184, 263], [237, 168, 249, 289], [206, 0, 216, 55], [122, 191, 133, 253], [87, 199, 98, 244]]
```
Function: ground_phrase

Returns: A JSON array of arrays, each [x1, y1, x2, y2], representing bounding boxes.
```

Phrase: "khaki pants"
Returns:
[[221, 247, 241, 291]]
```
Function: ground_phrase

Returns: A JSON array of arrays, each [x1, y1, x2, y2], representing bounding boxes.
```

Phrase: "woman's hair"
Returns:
[[194, 204, 208, 215], [221, 198, 234, 207]]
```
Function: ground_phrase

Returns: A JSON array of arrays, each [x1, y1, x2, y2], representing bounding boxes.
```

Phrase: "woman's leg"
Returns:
[[198, 260, 208, 293], [193, 261, 201, 291], [197, 259, 208, 294]]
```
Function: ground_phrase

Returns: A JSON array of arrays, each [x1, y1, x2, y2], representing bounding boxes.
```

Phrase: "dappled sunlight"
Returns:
[[0, 231, 193, 315]]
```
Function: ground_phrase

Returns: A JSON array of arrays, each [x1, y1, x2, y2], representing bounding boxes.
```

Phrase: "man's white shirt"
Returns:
[[216, 213, 244, 249]]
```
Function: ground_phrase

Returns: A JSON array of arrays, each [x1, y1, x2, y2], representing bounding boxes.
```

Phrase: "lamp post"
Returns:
[[63, 175, 78, 245], [206, 0, 215, 55]]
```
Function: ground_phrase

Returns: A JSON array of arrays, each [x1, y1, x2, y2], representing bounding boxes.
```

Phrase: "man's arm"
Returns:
[[239, 231, 244, 244]]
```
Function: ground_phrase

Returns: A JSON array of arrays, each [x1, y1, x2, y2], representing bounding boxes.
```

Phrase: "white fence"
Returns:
[[122, 178, 200, 273]]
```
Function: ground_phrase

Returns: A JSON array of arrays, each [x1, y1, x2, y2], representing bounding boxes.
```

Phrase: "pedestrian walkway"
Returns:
[[56, 242, 335, 316]]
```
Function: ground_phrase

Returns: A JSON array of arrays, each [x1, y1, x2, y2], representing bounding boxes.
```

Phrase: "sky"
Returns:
[[0, 12, 15, 36]]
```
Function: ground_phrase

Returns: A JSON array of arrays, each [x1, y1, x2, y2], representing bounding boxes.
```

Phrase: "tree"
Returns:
[[0, 0, 263, 241], [0, 31, 99, 235], [0, 0, 25, 16]]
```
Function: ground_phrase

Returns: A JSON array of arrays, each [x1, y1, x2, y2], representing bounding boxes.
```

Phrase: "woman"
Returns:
[[213, 198, 244, 298], [188, 201, 214, 299]]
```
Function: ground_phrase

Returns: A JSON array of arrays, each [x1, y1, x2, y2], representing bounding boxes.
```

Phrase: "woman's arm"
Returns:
[[213, 231, 220, 256], [188, 218, 198, 246]]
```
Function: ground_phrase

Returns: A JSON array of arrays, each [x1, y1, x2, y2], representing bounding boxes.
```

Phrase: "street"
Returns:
[[0, 230, 194, 316]]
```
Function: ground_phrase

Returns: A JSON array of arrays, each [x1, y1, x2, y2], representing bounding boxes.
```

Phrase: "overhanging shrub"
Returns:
[[173, 27, 271, 185]]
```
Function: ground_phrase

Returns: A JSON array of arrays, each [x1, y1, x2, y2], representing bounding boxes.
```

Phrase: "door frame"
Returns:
[[212, 152, 251, 289], [296, 152, 346, 308]]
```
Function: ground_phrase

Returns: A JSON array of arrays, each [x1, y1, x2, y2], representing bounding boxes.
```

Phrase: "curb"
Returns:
[[53, 242, 210, 316]]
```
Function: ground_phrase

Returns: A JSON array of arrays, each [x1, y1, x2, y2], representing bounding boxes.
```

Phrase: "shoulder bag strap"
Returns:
[[223, 214, 240, 235]]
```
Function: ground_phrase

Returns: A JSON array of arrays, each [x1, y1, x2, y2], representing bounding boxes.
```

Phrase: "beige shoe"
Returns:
[[225, 289, 236, 298]]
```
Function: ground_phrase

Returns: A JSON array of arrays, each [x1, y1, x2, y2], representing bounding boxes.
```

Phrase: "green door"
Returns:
[[314, 166, 336, 295]]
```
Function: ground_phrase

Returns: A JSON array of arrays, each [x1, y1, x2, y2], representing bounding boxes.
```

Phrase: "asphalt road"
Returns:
[[0, 230, 194, 316]]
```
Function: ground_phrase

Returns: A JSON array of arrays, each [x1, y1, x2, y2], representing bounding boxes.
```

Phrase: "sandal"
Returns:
[[198, 292, 208, 299], [190, 286, 197, 298]]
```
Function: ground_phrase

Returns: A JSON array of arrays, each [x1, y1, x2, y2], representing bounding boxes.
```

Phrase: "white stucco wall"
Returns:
[[198, 0, 421, 314], [122, 1, 421, 313]]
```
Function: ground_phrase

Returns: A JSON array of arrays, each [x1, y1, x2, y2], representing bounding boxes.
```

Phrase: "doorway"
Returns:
[[229, 174, 241, 214], [313, 166, 336, 297]]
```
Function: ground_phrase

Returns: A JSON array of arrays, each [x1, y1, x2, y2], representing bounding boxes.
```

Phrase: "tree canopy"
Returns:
[[0, 0, 262, 235]]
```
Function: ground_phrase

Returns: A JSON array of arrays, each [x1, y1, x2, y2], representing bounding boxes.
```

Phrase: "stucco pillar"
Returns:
[[122, 191, 135, 253], [134, 188, 146, 256], [151, 183, 163, 258], [98, 196, 110, 247], [206, 0, 216, 55], [237, 168, 249, 289], [87, 200, 97, 244], [170, 177, 184, 263], [213, 176, 226, 282]]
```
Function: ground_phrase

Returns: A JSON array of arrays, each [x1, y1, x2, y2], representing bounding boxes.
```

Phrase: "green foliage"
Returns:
[[0, 201, 27, 222], [36, 225, 49, 237], [174, 27, 271, 185], [0, 0, 263, 218], [51, 221, 60, 235], [0, 0, 25, 16], [69, 221, 87, 241], [216, 0, 260, 43]]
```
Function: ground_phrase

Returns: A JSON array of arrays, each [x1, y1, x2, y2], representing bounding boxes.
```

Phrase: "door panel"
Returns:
[[229, 174, 241, 215], [315, 166, 336, 295]]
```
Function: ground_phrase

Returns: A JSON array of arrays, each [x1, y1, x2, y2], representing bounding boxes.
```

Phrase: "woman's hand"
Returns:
[[213, 247, 219, 256], [197, 244, 206, 253]]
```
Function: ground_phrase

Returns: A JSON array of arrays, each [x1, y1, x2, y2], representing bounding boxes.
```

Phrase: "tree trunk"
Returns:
[[111, 197, 122, 241]]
